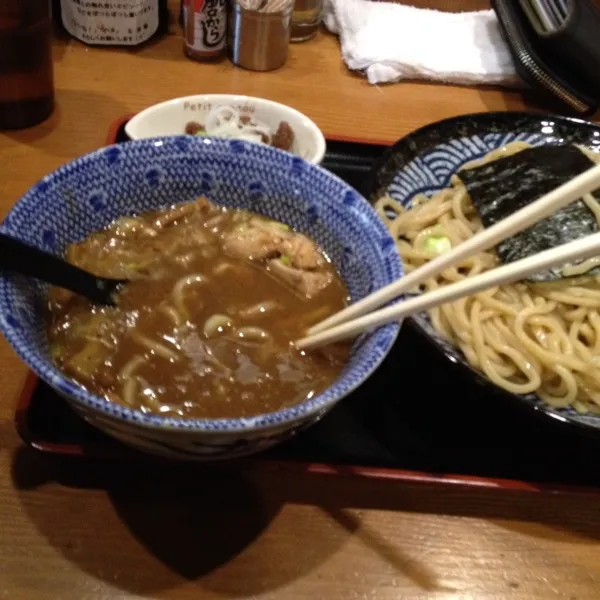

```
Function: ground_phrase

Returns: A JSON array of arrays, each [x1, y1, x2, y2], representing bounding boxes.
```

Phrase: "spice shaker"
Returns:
[[291, 0, 323, 42], [228, 0, 293, 72], [183, 0, 227, 62], [0, 0, 54, 129]]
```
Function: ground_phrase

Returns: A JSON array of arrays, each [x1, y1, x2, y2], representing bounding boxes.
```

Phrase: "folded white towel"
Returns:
[[323, 0, 519, 87]]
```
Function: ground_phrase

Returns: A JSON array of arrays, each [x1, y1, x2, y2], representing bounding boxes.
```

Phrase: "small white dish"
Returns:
[[125, 94, 327, 165]]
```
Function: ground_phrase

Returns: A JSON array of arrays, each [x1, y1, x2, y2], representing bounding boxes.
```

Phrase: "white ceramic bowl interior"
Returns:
[[125, 94, 327, 165]]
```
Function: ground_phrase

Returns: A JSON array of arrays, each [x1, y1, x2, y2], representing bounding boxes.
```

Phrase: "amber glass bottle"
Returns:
[[0, 0, 54, 130]]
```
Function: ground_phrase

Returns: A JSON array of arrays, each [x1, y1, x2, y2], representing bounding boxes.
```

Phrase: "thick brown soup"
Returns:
[[47, 198, 350, 419]]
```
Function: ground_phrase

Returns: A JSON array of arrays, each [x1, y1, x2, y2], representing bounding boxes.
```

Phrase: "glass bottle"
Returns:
[[291, 0, 323, 42], [182, 0, 227, 62], [50, 0, 170, 46], [0, 0, 54, 130]]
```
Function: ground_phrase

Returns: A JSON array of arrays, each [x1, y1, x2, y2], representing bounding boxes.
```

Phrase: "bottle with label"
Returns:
[[182, 0, 227, 62], [51, 0, 169, 46], [0, 0, 55, 130]]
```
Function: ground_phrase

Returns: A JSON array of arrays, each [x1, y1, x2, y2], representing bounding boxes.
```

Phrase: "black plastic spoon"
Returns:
[[0, 233, 126, 306]]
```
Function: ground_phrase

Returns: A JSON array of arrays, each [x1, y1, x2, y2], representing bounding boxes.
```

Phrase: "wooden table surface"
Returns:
[[2, 14, 600, 600]]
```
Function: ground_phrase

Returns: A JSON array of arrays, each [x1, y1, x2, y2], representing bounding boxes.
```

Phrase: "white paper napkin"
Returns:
[[323, 0, 519, 87]]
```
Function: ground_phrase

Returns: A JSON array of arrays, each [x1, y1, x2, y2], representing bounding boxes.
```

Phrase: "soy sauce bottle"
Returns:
[[0, 0, 55, 129]]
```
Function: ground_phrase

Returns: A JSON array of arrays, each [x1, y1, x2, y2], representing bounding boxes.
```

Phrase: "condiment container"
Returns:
[[183, 0, 227, 62], [51, 0, 170, 46], [0, 0, 54, 129], [228, 0, 293, 72], [291, 0, 323, 42]]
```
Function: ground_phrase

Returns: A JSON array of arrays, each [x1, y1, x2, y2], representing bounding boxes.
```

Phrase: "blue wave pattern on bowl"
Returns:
[[0, 136, 401, 458], [387, 131, 547, 201], [370, 112, 600, 432]]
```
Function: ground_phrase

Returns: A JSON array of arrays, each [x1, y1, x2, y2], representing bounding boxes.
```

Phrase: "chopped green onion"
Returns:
[[271, 221, 289, 231], [280, 254, 292, 266], [424, 235, 451, 256]]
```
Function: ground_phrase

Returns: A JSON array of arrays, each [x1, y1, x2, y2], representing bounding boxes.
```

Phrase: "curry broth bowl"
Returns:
[[0, 136, 401, 460]]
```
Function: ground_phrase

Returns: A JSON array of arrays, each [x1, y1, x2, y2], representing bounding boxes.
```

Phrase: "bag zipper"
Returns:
[[494, 0, 592, 113]]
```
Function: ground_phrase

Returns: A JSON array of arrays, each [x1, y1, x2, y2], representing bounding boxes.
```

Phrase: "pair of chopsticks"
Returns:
[[296, 162, 600, 350]]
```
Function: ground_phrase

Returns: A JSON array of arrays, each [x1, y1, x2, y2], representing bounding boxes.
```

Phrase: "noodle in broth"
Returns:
[[47, 198, 350, 419]]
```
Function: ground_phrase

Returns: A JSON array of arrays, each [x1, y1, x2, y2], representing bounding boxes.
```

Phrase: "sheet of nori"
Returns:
[[457, 145, 600, 282]]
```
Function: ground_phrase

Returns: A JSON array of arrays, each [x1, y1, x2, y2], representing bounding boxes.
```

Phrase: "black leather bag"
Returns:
[[492, 0, 600, 115]]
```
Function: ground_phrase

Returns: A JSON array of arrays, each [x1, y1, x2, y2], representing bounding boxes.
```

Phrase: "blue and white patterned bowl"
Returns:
[[0, 136, 401, 459], [369, 111, 600, 434]]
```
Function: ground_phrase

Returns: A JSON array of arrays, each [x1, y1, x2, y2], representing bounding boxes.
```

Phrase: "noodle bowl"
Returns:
[[375, 142, 600, 414]]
